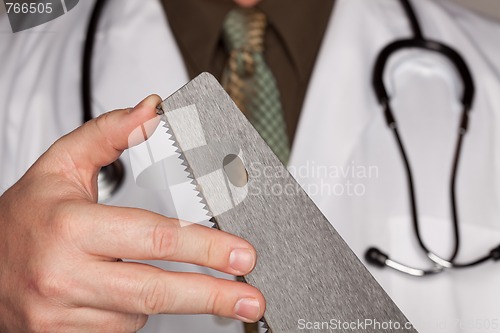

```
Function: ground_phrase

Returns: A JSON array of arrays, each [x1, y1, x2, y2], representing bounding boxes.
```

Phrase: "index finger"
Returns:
[[70, 203, 257, 276]]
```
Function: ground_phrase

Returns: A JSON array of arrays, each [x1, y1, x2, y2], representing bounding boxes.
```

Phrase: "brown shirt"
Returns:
[[160, 0, 334, 144]]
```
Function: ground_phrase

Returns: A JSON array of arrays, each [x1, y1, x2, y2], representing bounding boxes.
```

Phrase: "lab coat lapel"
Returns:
[[290, 0, 407, 174], [91, 0, 189, 112], [291, 1, 500, 332]]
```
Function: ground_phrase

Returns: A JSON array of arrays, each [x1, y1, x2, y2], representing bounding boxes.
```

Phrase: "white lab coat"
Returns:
[[1, 0, 499, 332]]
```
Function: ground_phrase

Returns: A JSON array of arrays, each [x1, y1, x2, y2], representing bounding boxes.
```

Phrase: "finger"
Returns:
[[72, 204, 256, 276], [73, 261, 265, 323], [80, 309, 148, 333], [55, 94, 162, 171], [56, 308, 148, 333]]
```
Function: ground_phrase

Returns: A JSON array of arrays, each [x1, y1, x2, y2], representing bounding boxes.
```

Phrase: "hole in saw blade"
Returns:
[[223, 154, 248, 187]]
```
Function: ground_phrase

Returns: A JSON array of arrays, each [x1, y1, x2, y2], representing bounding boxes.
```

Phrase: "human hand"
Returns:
[[0, 95, 265, 332]]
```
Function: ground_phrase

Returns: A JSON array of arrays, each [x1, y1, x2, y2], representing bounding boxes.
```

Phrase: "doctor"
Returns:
[[1, 1, 500, 333]]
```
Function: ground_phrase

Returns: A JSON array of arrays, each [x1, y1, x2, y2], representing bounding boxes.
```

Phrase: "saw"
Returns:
[[156, 73, 418, 333]]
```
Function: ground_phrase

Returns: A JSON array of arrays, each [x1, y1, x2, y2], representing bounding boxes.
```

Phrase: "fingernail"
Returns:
[[130, 95, 161, 113], [234, 298, 260, 322], [229, 249, 255, 274]]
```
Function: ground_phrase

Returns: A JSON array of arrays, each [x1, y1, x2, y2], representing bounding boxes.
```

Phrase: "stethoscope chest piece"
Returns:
[[365, 0, 500, 276], [97, 159, 125, 202]]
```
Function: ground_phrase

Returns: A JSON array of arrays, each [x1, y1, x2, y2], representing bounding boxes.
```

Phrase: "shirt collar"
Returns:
[[163, 0, 236, 73], [163, 0, 334, 80], [257, 0, 334, 79]]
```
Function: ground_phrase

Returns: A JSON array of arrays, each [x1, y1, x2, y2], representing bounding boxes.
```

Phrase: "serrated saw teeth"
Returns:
[[160, 116, 198, 182], [209, 217, 219, 229], [160, 116, 215, 221], [259, 317, 271, 333]]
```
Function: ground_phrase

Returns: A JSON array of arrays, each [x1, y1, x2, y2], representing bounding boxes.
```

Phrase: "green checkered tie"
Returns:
[[222, 8, 290, 164]]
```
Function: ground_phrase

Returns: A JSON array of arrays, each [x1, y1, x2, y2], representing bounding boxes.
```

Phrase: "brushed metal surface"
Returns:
[[159, 73, 418, 333]]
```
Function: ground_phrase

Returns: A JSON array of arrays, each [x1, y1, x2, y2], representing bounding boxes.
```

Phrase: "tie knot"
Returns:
[[222, 8, 267, 53]]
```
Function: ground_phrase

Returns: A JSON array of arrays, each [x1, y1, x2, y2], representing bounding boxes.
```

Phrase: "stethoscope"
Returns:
[[364, 0, 500, 276], [82, 0, 500, 270], [82, 0, 124, 202]]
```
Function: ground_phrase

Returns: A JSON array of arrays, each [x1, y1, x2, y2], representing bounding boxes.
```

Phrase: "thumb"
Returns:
[[56, 94, 162, 172]]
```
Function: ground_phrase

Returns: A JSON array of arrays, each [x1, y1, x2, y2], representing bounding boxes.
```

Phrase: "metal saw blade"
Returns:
[[158, 73, 418, 333]]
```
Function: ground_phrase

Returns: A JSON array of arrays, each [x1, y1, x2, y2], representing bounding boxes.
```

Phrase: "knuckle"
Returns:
[[34, 269, 66, 300], [139, 277, 171, 315], [94, 112, 119, 152], [95, 111, 112, 130], [35, 273, 57, 298], [204, 281, 223, 315], [150, 223, 179, 259], [204, 236, 218, 265]]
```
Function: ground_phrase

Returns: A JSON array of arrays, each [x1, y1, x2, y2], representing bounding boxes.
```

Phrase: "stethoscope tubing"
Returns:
[[82, 0, 499, 272], [366, 0, 500, 276], [82, 0, 125, 202]]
